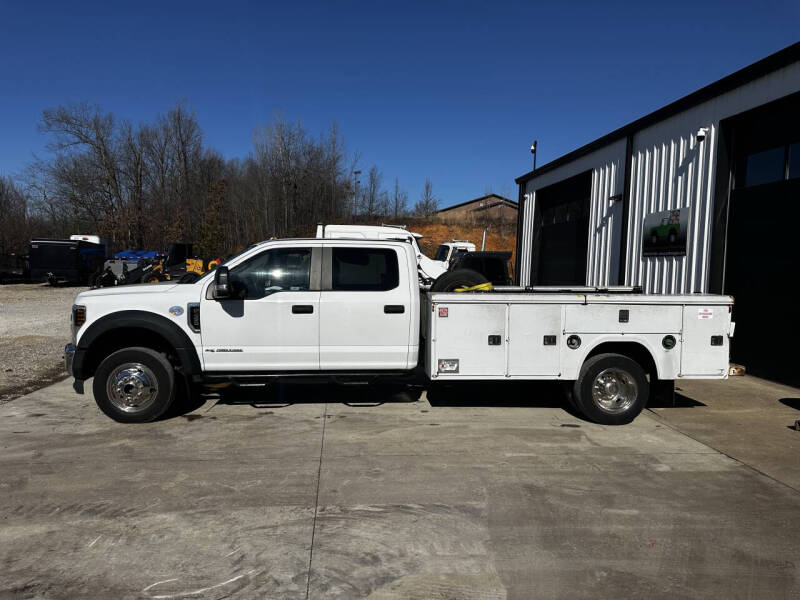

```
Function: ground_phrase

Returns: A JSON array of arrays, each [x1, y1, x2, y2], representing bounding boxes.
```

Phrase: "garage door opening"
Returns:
[[530, 170, 592, 286], [723, 92, 800, 386]]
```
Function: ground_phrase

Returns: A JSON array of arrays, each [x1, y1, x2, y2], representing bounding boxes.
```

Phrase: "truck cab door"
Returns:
[[201, 246, 321, 371], [319, 245, 413, 370]]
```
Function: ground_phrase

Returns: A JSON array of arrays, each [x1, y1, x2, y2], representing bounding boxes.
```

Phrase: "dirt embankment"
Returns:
[[0, 284, 79, 403], [405, 219, 517, 273]]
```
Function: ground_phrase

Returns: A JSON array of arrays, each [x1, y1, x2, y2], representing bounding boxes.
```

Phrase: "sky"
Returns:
[[0, 0, 798, 208]]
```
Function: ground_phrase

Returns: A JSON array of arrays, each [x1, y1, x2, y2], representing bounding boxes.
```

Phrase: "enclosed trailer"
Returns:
[[29, 237, 109, 285]]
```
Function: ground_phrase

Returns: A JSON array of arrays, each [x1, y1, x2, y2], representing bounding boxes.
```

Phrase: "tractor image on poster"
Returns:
[[649, 214, 680, 246], [641, 207, 689, 257]]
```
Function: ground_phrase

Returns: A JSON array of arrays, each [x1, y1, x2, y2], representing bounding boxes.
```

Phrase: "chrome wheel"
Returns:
[[591, 368, 638, 414], [106, 362, 159, 413]]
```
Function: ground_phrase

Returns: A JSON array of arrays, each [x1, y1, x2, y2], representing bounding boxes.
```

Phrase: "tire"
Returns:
[[142, 273, 162, 284], [92, 347, 176, 423], [572, 353, 648, 425], [430, 268, 488, 292], [562, 381, 580, 413], [179, 272, 200, 283]]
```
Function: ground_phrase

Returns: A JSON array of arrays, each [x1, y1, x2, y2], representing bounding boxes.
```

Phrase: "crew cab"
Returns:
[[65, 238, 735, 425]]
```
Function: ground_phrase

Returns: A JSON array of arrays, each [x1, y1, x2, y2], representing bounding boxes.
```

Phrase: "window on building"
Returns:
[[744, 146, 785, 187], [332, 248, 399, 291]]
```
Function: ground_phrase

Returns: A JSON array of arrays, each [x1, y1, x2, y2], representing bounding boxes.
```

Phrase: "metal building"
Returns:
[[515, 42, 800, 384]]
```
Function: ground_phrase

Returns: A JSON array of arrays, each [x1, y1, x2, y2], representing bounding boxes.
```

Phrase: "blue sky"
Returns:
[[1, 0, 797, 207]]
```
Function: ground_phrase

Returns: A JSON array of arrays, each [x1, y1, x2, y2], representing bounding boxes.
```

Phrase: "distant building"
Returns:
[[436, 194, 518, 223]]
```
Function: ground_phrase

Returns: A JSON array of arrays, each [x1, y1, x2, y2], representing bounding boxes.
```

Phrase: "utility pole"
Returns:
[[530, 140, 538, 171], [353, 170, 361, 217]]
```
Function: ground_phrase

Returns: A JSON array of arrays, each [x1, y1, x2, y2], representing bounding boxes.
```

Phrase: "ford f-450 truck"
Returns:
[[65, 238, 734, 425]]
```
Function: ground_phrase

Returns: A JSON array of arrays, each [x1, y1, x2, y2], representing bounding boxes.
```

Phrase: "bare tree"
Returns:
[[361, 166, 387, 218], [0, 177, 32, 254], [12, 103, 399, 255], [413, 178, 438, 217], [392, 177, 408, 219]]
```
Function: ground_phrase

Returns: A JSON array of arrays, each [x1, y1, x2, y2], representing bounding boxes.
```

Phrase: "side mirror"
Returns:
[[213, 266, 231, 299]]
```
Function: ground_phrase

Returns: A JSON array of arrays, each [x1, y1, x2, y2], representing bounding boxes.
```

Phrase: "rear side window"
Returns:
[[332, 248, 399, 291]]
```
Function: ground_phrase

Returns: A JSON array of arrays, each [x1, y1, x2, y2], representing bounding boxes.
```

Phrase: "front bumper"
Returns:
[[64, 343, 85, 394], [64, 343, 75, 376]]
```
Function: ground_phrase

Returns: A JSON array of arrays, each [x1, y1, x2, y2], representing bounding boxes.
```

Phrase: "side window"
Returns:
[[230, 247, 311, 299], [332, 248, 399, 291]]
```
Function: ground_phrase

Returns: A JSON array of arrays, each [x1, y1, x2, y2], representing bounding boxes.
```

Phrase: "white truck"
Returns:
[[432, 239, 476, 264], [316, 223, 453, 280], [65, 237, 735, 425]]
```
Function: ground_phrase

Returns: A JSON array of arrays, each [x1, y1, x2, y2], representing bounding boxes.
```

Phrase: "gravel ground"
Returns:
[[0, 283, 82, 403]]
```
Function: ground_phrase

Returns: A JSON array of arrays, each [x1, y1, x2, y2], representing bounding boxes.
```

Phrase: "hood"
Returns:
[[77, 282, 179, 299]]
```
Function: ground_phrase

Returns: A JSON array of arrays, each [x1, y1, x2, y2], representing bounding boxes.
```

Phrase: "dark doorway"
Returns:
[[530, 170, 591, 285], [724, 93, 800, 386]]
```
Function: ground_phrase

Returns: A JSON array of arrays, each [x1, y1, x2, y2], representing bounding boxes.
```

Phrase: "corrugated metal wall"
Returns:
[[624, 124, 718, 293], [519, 124, 717, 293], [517, 60, 800, 293], [518, 191, 535, 285], [587, 160, 624, 287], [518, 140, 626, 287]]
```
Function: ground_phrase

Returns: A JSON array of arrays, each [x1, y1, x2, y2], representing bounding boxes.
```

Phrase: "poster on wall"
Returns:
[[642, 208, 688, 256]]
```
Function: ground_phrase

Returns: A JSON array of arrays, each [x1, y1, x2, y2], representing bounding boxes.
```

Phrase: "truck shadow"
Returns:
[[426, 381, 567, 408], [779, 398, 800, 411], [426, 381, 587, 419], [648, 392, 706, 408], [200, 382, 423, 410], [169, 381, 706, 421]]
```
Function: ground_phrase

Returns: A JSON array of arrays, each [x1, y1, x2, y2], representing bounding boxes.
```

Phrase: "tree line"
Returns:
[[0, 102, 440, 258]]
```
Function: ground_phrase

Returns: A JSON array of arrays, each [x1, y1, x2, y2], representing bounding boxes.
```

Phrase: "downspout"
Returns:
[[618, 134, 634, 286]]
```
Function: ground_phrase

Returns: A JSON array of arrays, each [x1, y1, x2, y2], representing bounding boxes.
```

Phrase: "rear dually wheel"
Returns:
[[572, 353, 648, 425]]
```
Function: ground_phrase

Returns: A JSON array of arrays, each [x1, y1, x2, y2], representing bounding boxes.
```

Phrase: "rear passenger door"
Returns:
[[319, 245, 412, 369]]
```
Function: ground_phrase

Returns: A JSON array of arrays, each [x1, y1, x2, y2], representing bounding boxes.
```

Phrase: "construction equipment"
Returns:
[[140, 243, 221, 284]]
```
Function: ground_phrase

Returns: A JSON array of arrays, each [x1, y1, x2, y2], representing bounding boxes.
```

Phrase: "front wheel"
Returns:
[[93, 347, 176, 423], [572, 353, 648, 425]]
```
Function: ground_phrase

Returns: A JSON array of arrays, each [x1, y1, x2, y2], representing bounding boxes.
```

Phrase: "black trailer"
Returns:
[[29, 238, 108, 285], [0, 252, 29, 283]]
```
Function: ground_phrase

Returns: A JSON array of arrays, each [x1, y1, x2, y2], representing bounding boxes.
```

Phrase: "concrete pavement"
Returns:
[[652, 375, 800, 491], [1, 379, 798, 598]]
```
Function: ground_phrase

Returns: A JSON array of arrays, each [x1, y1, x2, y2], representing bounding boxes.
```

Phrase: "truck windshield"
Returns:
[[434, 245, 449, 261]]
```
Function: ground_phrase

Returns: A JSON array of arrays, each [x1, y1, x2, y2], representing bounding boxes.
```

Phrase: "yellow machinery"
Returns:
[[141, 243, 221, 283]]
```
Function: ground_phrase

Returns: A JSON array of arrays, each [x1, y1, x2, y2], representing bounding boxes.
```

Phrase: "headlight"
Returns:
[[72, 305, 86, 328]]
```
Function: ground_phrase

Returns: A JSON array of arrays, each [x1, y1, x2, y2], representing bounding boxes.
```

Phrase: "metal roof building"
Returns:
[[514, 42, 800, 383]]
